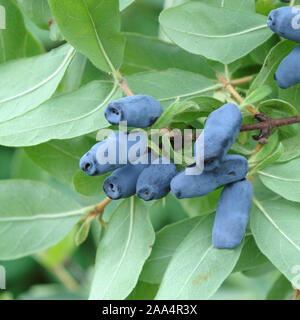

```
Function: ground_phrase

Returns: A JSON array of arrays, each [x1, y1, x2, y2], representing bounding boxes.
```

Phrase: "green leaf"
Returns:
[[153, 96, 223, 129], [250, 34, 278, 65], [249, 132, 279, 167], [155, 215, 242, 300], [250, 41, 297, 93], [126, 281, 158, 300], [61, 53, 87, 93], [121, 33, 216, 78], [25, 137, 95, 185], [89, 198, 155, 300], [258, 99, 298, 118], [241, 85, 272, 107], [255, 0, 274, 16], [140, 217, 201, 284], [120, 0, 135, 11], [0, 81, 121, 147], [279, 84, 300, 114], [278, 136, 300, 163], [49, 0, 125, 74], [250, 142, 283, 174], [258, 158, 300, 202], [152, 100, 198, 129], [73, 170, 107, 197], [233, 235, 269, 272], [159, 2, 272, 64], [251, 198, 300, 289], [0, 44, 75, 124], [189, 96, 224, 117], [0, 0, 31, 63], [266, 274, 293, 300], [23, 32, 44, 57], [75, 216, 94, 246], [17, 0, 53, 30], [167, 0, 255, 12], [37, 228, 77, 268], [179, 188, 222, 218], [252, 176, 279, 201], [0, 180, 85, 260], [11, 149, 50, 182], [212, 0, 255, 12], [126, 69, 217, 107]]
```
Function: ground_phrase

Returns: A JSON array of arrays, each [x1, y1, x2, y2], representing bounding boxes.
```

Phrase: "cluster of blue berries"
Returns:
[[171, 103, 253, 249], [268, 5, 300, 88], [79, 96, 253, 249], [80, 95, 178, 202]]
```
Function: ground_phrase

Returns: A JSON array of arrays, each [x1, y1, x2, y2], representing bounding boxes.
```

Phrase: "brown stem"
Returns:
[[216, 74, 259, 115], [241, 115, 300, 133], [117, 71, 134, 96], [293, 289, 300, 300], [216, 74, 245, 104], [95, 197, 112, 213], [231, 75, 255, 86]]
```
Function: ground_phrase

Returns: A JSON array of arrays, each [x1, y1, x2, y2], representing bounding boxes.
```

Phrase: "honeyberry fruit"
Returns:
[[103, 153, 152, 200], [274, 45, 300, 89], [136, 158, 178, 201], [267, 7, 300, 43], [79, 131, 147, 176], [194, 103, 242, 171], [171, 154, 248, 199], [105, 95, 163, 128], [212, 179, 253, 249]]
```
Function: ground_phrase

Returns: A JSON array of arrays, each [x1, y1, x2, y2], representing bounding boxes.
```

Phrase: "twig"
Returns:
[[95, 197, 112, 213], [216, 74, 245, 104], [293, 289, 300, 300], [216, 74, 259, 115], [52, 265, 81, 293], [241, 114, 300, 139], [117, 71, 134, 96], [34, 253, 80, 293], [231, 75, 255, 86]]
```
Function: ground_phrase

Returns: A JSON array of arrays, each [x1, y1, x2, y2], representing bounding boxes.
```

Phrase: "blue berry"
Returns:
[[194, 103, 242, 171], [136, 158, 178, 201], [274, 45, 300, 89], [212, 179, 253, 249], [103, 154, 152, 199], [267, 7, 300, 43], [105, 95, 163, 128], [79, 131, 147, 176], [171, 155, 248, 199]]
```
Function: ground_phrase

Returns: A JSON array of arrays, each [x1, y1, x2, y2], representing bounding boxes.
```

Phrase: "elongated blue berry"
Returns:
[[171, 155, 248, 199], [267, 7, 300, 43], [136, 158, 178, 201], [79, 131, 147, 176], [103, 153, 152, 199], [194, 103, 242, 171], [105, 95, 163, 127], [274, 45, 300, 89], [212, 179, 253, 249]]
